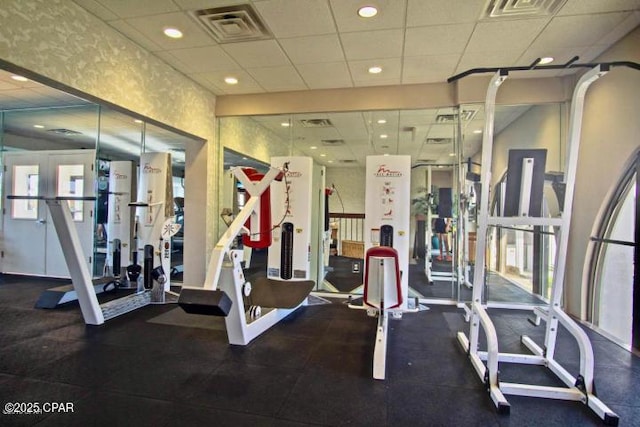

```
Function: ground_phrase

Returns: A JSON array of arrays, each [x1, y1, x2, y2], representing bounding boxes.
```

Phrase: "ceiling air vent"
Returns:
[[435, 109, 477, 123], [298, 119, 333, 128], [339, 159, 357, 164], [191, 4, 272, 44], [416, 159, 437, 164], [482, 0, 567, 19], [321, 139, 345, 146], [425, 138, 453, 145], [47, 128, 82, 136]]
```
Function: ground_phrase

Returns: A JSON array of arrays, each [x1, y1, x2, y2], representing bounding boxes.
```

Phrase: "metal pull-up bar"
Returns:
[[447, 56, 640, 83]]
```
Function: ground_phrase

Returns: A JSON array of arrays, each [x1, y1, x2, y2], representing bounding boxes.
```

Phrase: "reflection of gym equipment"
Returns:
[[16, 196, 166, 323], [448, 60, 640, 424], [178, 164, 315, 346]]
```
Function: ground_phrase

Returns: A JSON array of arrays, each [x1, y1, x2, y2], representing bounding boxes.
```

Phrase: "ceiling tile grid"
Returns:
[[70, 0, 640, 96]]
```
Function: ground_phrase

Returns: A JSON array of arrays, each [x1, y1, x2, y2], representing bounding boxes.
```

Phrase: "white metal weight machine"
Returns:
[[449, 58, 640, 425]]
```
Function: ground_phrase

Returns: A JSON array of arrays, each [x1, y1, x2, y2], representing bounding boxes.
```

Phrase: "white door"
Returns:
[[2, 150, 96, 278], [2, 153, 48, 275]]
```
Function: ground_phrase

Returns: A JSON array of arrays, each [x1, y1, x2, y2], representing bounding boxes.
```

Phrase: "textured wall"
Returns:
[[325, 167, 366, 213], [0, 0, 217, 285]]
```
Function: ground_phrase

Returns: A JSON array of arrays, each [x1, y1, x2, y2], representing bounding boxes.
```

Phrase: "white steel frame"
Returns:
[[457, 66, 619, 425], [181, 165, 306, 346]]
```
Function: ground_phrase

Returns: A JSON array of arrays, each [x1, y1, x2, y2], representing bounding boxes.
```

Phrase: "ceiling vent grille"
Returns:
[[321, 139, 345, 146], [339, 159, 357, 164], [425, 138, 453, 145], [416, 158, 438, 164], [482, 0, 567, 19], [191, 4, 272, 44], [435, 109, 477, 123], [299, 119, 333, 128]]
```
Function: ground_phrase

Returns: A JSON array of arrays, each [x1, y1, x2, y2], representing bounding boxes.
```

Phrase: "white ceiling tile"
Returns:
[[108, 19, 164, 52], [222, 40, 291, 68], [529, 13, 630, 50], [340, 29, 404, 60], [189, 70, 264, 94], [402, 54, 460, 84], [122, 12, 216, 50], [404, 24, 475, 56], [406, 0, 486, 27], [296, 62, 353, 89], [558, 0, 640, 16], [72, 0, 120, 20], [247, 66, 307, 92], [173, 0, 248, 10], [588, 11, 640, 51], [186, 73, 225, 95], [93, 0, 180, 18], [455, 50, 523, 73], [279, 34, 345, 64], [164, 45, 240, 73], [253, 0, 336, 38], [464, 18, 550, 53], [330, 0, 406, 32], [348, 58, 402, 84]]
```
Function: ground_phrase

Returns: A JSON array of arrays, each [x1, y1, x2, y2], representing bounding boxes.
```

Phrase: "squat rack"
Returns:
[[450, 58, 639, 426]]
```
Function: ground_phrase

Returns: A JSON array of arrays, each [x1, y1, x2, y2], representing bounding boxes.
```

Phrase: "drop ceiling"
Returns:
[[69, 0, 640, 95]]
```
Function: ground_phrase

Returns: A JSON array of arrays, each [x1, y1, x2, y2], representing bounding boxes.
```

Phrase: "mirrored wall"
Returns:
[[0, 69, 197, 283], [218, 100, 564, 305]]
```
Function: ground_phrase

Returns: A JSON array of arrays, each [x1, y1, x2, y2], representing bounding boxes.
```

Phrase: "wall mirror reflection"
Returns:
[[218, 102, 564, 306], [0, 69, 197, 293]]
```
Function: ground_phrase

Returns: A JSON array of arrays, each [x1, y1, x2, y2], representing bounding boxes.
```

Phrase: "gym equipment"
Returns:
[[348, 155, 421, 380], [129, 152, 177, 292], [448, 59, 640, 425], [179, 162, 316, 345], [363, 155, 411, 308], [105, 160, 134, 281], [34, 233, 124, 308]]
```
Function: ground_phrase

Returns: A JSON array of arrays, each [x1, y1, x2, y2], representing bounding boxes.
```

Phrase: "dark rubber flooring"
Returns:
[[0, 273, 639, 426]]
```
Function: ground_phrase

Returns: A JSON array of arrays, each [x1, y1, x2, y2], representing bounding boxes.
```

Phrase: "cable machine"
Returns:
[[449, 58, 640, 425]]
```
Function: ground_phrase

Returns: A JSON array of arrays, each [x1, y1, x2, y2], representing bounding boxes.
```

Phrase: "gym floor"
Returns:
[[0, 274, 639, 426]]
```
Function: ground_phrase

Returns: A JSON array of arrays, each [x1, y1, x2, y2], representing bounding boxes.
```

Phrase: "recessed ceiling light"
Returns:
[[134, 119, 143, 124], [163, 28, 183, 39], [380, 134, 388, 139], [320, 153, 326, 157], [368, 66, 382, 74], [11, 75, 28, 82], [281, 122, 290, 127], [242, 157, 248, 160], [310, 146, 317, 150], [473, 129, 482, 134], [383, 153, 389, 156], [539, 56, 554, 65], [328, 160, 333, 163], [33, 124, 44, 128], [437, 165, 443, 168], [449, 152, 456, 157], [377, 119, 386, 124], [224, 76, 238, 85], [358, 6, 378, 18]]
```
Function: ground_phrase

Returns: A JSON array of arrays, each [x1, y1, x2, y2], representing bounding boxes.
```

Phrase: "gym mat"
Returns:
[[147, 307, 226, 330]]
